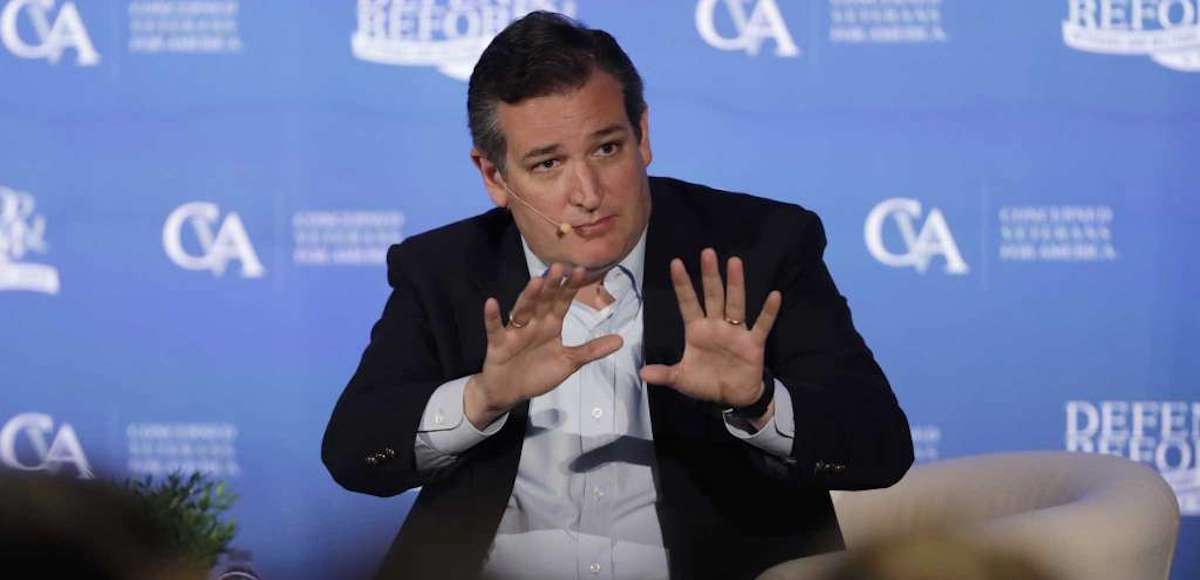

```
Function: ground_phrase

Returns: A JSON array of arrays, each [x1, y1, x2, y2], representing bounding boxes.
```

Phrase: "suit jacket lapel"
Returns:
[[642, 189, 684, 370], [643, 180, 709, 430], [643, 180, 717, 577], [464, 212, 532, 528], [474, 215, 532, 319]]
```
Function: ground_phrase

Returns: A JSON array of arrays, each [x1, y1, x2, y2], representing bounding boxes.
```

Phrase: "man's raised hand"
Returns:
[[639, 248, 782, 418], [463, 263, 624, 429]]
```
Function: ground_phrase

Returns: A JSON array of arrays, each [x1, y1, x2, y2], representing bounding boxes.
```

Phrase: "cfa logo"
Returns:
[[163, 202, 265, 278], [864, 198, 969, 275], [0, 413, 94, 478], [1063, 0, 1200, 72], [351, 0, 577, 81], [0, 185, 60, 294], [0, 0, 99, 66], [695, 0, 799, 57]]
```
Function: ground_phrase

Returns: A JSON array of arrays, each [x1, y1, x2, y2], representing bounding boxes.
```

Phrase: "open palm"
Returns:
[[466, 263, 624, 427], [640, 249, 782, 409]]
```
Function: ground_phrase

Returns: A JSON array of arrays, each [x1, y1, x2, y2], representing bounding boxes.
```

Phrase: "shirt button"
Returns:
[[591, 407, 603, 419], [593, 486, 605, 500], [589, 562, 601, 574], [433, 413, 444, 426]]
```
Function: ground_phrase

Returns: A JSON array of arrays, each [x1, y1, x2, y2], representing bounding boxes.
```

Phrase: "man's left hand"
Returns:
[[640, 248, 783, 425]]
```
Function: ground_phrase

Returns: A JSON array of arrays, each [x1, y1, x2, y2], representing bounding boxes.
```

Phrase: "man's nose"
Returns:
[[568, 163, 603, 211]]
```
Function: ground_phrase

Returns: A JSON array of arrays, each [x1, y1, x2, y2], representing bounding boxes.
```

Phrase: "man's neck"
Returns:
[[517, 226, 648, 311]]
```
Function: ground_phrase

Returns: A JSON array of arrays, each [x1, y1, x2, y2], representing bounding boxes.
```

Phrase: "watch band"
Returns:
[[721, 368, 775, 420]]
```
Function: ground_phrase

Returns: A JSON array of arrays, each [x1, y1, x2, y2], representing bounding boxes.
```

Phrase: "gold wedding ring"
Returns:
[[510, 318, 529, 329], [724, 318, 743, 326]]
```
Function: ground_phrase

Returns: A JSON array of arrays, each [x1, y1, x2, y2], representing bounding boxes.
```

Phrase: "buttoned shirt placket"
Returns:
[[566, 264, 641, 580]]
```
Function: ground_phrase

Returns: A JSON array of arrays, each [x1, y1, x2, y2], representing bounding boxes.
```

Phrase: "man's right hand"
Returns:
[[463, 263, 624, 430]]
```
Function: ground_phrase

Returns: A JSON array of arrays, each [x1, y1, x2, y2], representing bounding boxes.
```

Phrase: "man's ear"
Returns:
[[471, 147, 509, 208], [637, 107, 653, 168]]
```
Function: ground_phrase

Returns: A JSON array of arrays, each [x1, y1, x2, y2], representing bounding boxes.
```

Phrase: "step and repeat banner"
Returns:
[[2, 1, 1198, 578]]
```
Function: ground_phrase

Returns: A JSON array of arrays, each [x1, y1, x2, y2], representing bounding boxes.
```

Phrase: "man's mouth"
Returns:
[[573, 215, 615, 238]]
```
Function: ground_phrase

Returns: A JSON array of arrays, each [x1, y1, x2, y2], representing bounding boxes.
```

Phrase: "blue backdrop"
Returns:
[[2, 1, 1198, 578]]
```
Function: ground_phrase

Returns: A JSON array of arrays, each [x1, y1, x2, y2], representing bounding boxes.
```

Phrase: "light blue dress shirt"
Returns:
[[413, 229, 796, 580]]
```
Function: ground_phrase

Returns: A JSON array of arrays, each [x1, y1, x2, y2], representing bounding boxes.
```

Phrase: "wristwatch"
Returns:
[[721, 368, 775, 420]]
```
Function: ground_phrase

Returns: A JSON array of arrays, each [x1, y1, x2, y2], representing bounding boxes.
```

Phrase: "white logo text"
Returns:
[[864, 198, 968, 275], [0, 185, 60, 294], [163, 202, 265, 278], [1067, 400, 1200, 515], [695, 0, 799, 57], [1063, 0, 1200, 72], [0, 0, 99, 65], [352, 0, 577, 81], [1, 413, 93, 478]]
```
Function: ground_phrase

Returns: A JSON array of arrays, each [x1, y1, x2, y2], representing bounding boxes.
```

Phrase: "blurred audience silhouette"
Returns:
[[0, 470, 205, 580]]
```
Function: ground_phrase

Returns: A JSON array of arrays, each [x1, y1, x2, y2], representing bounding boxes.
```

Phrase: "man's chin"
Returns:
[[582, 260, 619, 276], [559, 255, 622, 281], [553, 238, 635, 277]]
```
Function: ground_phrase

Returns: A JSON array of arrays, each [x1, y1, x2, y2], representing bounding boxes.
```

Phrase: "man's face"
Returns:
[[474, 70, 652, 279]]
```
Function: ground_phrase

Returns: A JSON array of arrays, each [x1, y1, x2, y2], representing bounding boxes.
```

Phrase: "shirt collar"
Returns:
[[519, 226, 647, 298]]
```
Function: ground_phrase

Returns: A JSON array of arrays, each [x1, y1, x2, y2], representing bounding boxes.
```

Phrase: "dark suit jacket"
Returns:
[[322, 176, 913, 580]]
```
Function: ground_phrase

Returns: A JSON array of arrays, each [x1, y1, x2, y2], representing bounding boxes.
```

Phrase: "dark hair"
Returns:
[[467, 11, 646, 172]]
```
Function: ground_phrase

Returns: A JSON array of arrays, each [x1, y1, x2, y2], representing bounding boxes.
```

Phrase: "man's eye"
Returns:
[[596, 142, 620, 157], [532, 159, 559, 172]]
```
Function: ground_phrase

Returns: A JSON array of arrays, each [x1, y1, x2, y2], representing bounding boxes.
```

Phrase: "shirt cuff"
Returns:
[[723, 379, 795, 458], [416, 376, 509, 456]]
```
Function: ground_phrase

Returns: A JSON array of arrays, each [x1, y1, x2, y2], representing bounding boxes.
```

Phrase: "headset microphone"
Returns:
[[501, 181, 574, 237]]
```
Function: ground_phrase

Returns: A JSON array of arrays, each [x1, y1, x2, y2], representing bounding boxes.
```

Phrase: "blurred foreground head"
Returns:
[[0, 470, 206, 580], [826, 533, 1059, 580]]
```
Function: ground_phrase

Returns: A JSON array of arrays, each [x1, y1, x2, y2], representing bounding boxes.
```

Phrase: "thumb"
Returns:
[[640, 364, 679, 386], [566, 334, 624, 366]]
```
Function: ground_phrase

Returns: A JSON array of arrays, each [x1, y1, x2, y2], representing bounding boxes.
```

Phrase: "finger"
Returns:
[[700, 248, 724, 319], [553, 265, 586, 318], [725, 256, 745, 325], [670, 258, 704, 323], [639, 364, 680, 386], [535, 263, 564, 320], [508, 276, 544, 328], [549, 262, 572, 299], [564, 264, 588, 289], [751, 290, 783, 344], [483, 297, 503, 339], [565, 334, 624, 366]]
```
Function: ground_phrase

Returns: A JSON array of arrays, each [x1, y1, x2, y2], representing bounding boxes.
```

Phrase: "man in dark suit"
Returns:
[[322, 11, 912, 580]]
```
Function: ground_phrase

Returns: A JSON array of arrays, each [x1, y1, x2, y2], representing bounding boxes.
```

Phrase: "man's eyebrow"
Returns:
[[519, 125, 629, 163], [591, 124, 626, 139], [521, 144, 562, 163]]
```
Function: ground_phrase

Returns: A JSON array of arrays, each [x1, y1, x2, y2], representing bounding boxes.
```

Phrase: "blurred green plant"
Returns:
[[120, 471, 237, 568]]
